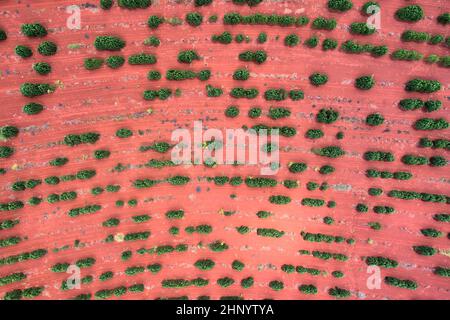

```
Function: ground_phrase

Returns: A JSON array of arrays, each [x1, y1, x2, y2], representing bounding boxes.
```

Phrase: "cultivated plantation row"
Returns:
[[0, 0, 448, 300]]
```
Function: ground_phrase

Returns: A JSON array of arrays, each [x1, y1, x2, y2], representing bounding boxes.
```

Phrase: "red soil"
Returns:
[[0, 0, 448, 300]]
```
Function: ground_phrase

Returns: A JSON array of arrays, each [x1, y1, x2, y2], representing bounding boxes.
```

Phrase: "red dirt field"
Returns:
[[0, 0, 449, 300]]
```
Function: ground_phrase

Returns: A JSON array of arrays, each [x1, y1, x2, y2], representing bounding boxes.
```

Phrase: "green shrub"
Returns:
[[0, 126, 19, 140], [429, 156, 447, 167], [301, 198, 325, 207], [366, 256, 398, 268], [401, 30, 429, 43], [15, 45, 33, 58], [384, 276, 417, 290], [312, 17, 337, 30], [238, 50, 267, 64], [317, 108, 339, 124], [100, 0, 114, 9], [143, 36, 160, 47], [366, 113, 384, 126], [76, 169, 96, 180], [423, 100, 442, 113], [0, 146, 14, 158], [309, 73, 328, 86], [205, 85, 223, 97], [288, 162, 307, 173], [84, 57, 103, 70], [319, 165, 335, 175], [373, 205, 395, 214], [284, 33, 300, 47], [332, 270, 344, 278], [257, 32, 267, 43], [322, 38, 338, 50], [76, 257, 96, 268], [391, 49, 423, 61], [186, 12, 203, 26], [328, 0, 353, 12], [328, 287, 351, 298], [128, 53, 156, 65], [194, 259, 215, 270], [147, 70, 161, 81], [166, 209, 184, 220], [313, 146, 345, 158], [148, 15, 164, 29], [405, 78, 441, 93], [350, 22, 375, 35], [364, 151, 394, 162], [434, 267, 450, 277], [398, 98, 423, 110], [143, 88, 172, 101], [115, 128, 132, 138], [21, 23, 47, 37], [355, 75, 375, 90], [395, 5, 424, 22], [104, 55, 124, 69], [256, 228, 285, 239], [230, 87, 258, 99], [414, 118, 448, 131], [299, 284, 318, 294], [233, 68, 249, 81], [64, 132, 100, 146], [94, 36, 125, 51], [51, 262, 70, 273], [240, 277, 254, 288], [305, 129, 324, 139], [103, 218, 120, 227], [0, 29, 6, 41], [437, 13, 450, 25], [37, 41, 57, 56], [195, 0, 212, 6], [421, 228, 442, 238], [118, 0, 151, 9], [212, 31, 233, 44], [268, 195, 291, 205], [178, 50, 200, 64], [20, 83, 55, 97], [304, 36, 319, 48], [269, 280, 284, 291]]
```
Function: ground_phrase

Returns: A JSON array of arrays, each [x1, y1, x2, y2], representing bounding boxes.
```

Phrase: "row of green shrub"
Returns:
[[250, 124, 297, 137], [136, 244, 188, 256], [405, 79, 441, 93], [3, 287, 44, 300], [402, 154, 447, 167], [341, 40, 388, 57], [0, 272, 26, 287], [133, 176, 190, 189], [64, 132, 100, 146], [301, 231, 352, 244], [366, 169, 412, 180], [0, 219, 19, 231], [419, 138, 449, 150], [166, 69, 210, 81], [414, 118, 448, 131], [398, 99, 442, 112], [223, 12, 309, 27], [401, 30, 445, 45], [68, 204, 102, 217], [298, 249, 348, 262], [388, 190, 448, 203], [0, 200, 24, 211], [384, 276, 417, 290], [0, 248, 47, 267], [20, 83, 55, 97], [143, 88, 172, 100]]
